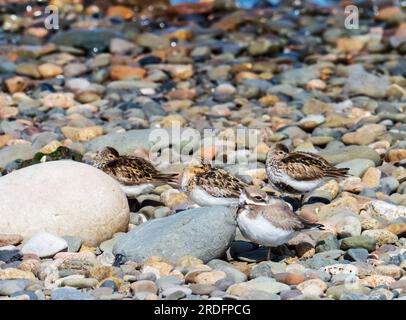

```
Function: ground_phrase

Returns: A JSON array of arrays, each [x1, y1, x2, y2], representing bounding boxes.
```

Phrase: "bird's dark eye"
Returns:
[[255, 196, 262, 200]]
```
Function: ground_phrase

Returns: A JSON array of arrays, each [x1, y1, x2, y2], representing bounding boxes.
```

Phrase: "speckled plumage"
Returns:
[[94, 146, 179, 187], [266, 143, 349, 195], [181, 163, 248, 206]]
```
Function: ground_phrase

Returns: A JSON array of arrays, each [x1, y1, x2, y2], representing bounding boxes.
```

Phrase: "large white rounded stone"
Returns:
[[21, 232, 68, 258], [0, 160, 129, 246]]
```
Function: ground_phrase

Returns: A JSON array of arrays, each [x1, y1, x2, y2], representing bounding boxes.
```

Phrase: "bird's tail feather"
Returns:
[[326, 167, 349, 178], [158, 172, 181, 187], [303, 222, 325, 231]]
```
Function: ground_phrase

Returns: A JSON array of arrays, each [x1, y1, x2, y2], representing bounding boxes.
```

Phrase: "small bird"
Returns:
[[181, 162, 248, 207], [94, 146, 179, 197], [265, 143, 349, 196], [237, 186, 323, 260]]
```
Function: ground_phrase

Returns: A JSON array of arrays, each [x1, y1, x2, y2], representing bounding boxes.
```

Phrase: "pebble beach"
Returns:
[[1, 0, 406, 301]]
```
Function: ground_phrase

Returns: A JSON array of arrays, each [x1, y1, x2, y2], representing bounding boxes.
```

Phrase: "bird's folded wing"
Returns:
[[281, 152, 330, 180], [197, 168, 247, 198], [103, 157, 162, 185], [260, 202, 305, 231]]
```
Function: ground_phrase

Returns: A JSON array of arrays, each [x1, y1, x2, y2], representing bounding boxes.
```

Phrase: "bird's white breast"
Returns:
[[190, 186, 239, 207], [280, 173, 324, 193], [120, 183, 155, 198], [237, 210, 295, 247]]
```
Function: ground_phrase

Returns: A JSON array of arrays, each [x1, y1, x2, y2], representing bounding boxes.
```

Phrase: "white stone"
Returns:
[[0, 160, 129, 246], [21, 232, 68, 258], [361, 200, 406, 223], [321, 264, 359, 276], [65, 78, 90, 92], [335, 216, 362, 238]]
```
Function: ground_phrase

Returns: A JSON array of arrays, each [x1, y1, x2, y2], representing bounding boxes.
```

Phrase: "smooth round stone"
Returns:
[[176, 256, 204, 269], [336, 159, 376, 177], [138, 55, 162, 66], [361, 274, 397, 288], [329, 268, 358, 281], [316, 234, 340, 252], [208, 65, 231, 81], [335, 216, 362, 238], [227, 277, 289, 299], [313, 250, 345, 260], [96, 251, 114, 266], [21, 232, 68, 258], [368, 290, 389, 300], [133, 291, 156, 300], [194, 271, 227, 286], [153, 207, 172, 219], [181, 294, 204, 301], [359, 188, 377, 198], [62, 236, 83, 253], [61, 277, 98, 289], [0, 279, 32, 296], [294, 241, 315, 258], [109, 38, 138, 55], [362, 229, 398, 246], [213, 278, 235, 291], [340, 236, 377, 252], [189, 283, 217, 295], [303, 256, 339, 269], [123, 275, 137, 282], [129, 212, 145, 225], [64, 63, 88, 77], [321, 264, 358, 277], [210, 290, 227, 298], [207, 259, 247, 283], [385, 223, 406, 237], [215, 83, 236, 96], [31, 132, 59, 150], [309, 136, 335, 145], [361, 218, 382, 231], [113, 206, 236, 264], [162, 286, 192, 297], [16, 63, 40, 78], [138, 272, 157, 282], [250, 261, 286, 278], [340, 293, 369, 300], [370, 288, 394, 300], [319, 146, 381, 166], [299, 269, 331, 282], [0, 144, 36, 169], [4, 261, 21, 269], [0, 249, 22, 263], [51, 288, 95, 300], [280, 289, 303, 300], [148, 69, 168, 82], [0, 234, 23, 247], [296, 279, 327, 297], [11, 290, 38, 300], [130, 280, 157, 294], [0, 161, 129, 246], [326, 284, 370, 300], [90, 287, 114, 299], [99, 236, 123, 254], [344, 248, 369, 262], [99, 280, 118, 291], [307, 180, 339, 203], [156, 275, 183, 291], [51, 29, 125, 53], [273, 272, 305, 285], [164, 290, 187, 300], [299, 115, 325, 130]]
